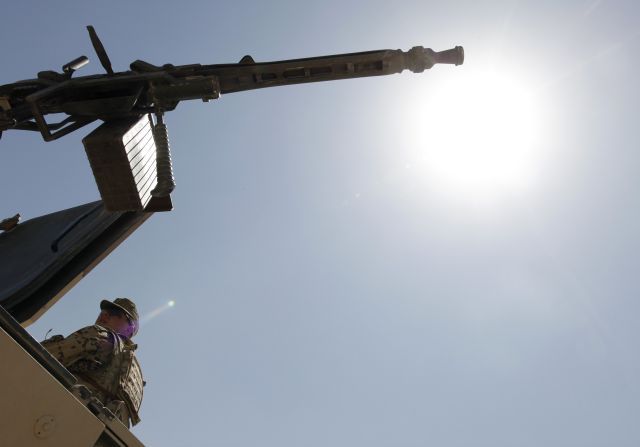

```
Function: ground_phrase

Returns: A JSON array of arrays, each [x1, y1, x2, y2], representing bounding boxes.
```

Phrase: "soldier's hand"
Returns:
[[41, 334, 64, 344]]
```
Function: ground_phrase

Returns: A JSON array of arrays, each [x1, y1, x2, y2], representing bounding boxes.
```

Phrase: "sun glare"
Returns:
[[406, 67, 543, 198]]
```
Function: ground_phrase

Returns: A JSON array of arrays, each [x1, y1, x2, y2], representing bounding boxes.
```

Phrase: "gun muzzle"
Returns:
[[404, 46, 464, 73], [433, 46, 464, 66]]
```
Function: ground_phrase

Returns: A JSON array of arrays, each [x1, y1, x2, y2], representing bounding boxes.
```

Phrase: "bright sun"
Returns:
[[404, 66, 543, 198]]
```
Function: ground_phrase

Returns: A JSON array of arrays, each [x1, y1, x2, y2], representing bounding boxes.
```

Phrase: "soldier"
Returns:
[[41, 298, 144, 428]]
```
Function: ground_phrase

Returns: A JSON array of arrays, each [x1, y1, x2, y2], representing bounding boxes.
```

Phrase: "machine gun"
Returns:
[[0, 26, 463, 211]]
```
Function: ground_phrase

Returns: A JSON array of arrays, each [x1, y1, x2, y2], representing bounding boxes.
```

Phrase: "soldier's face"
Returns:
[[97, 309, 134, 338]]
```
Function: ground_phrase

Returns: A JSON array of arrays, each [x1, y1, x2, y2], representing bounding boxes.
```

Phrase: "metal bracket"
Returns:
[[25, 82, 96, 141]]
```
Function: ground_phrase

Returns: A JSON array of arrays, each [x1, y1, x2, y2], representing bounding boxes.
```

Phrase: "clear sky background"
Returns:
[[2, 1, 640, 446]]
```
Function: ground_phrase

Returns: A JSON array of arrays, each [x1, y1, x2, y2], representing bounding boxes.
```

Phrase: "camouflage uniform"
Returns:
[[41, 324, 144, 427]]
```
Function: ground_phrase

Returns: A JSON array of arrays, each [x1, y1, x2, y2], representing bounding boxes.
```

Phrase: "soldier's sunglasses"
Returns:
[[104, 308, 130, 321]]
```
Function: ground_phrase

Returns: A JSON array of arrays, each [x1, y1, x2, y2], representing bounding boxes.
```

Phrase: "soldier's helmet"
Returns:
[[100, 297, 140, 337]]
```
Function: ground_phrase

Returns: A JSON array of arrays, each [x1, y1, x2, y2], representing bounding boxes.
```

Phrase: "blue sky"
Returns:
[[3, 1, 640, 446]]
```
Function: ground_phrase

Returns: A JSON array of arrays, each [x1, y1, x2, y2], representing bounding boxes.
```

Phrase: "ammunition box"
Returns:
[[83, 115, 158, 212]]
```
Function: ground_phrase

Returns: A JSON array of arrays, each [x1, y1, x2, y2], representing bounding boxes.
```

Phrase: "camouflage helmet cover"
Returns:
[[100, 297, 139, 336]]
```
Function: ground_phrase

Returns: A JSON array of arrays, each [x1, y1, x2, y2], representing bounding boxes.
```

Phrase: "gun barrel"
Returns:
[[188, 46, 463, 95]]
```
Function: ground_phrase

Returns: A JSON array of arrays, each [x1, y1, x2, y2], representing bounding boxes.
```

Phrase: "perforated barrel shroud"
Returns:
[[83, 115, 158, 211]]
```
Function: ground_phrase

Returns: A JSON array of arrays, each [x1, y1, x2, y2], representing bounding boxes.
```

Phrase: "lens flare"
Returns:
[[140, 300, 176, 324]]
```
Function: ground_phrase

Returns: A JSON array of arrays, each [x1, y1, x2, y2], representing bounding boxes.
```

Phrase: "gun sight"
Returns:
[[62, 56, 89, 74]]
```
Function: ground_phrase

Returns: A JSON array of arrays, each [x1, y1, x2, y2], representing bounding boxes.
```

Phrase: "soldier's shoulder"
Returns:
[[73, 324, 115, 339]]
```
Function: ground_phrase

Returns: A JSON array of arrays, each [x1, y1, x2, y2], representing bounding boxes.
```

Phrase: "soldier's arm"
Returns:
[[41, 325, 114, 368]]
